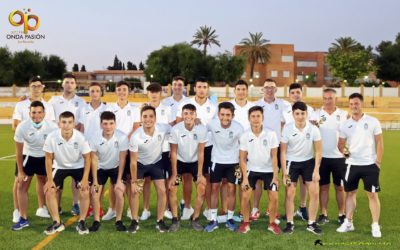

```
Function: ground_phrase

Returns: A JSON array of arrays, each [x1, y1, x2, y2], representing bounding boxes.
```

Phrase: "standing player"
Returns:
[[238, 106, 281, 234], [128, 106, 170, 233], [336, 93, 383, 238], [162, 76, 188, 120], [204, 102, 244, 232], [314, 89, 348, 225], [12, 101, 58, 230], [12, 76, 55, 222], [281, 102, 322, 235], [169, 104, 208, 231], [42, 111, 91, 235]]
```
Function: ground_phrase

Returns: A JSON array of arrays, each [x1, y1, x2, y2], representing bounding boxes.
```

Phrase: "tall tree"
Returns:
[[80, 65, 86, 72], [72, 63, 79, 72], [212, 52, 246, 83], [375, 33, 400, 82], [127, 61, 137, 70], [12, 50, 45, 85], [42, 55, 67, 80], [329, 37, 362, 54], [139, 61, 145, 70], [0, 47, 14, 86], [122, 63, 126, 71], [239, 32, 270, 79], [190, 25, 221, 56]]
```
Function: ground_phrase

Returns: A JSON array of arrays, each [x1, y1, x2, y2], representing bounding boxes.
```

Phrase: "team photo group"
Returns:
[[11, 74, 383, 238]]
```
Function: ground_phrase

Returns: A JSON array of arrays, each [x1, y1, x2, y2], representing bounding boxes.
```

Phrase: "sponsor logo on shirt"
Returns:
[[43, 134, 48, 140], [249, 139, 254, 142], [57, 142, 63, 146], [29, 132, 35, 136], [292, 133, 297, 137], [181, 134, 187, 138]]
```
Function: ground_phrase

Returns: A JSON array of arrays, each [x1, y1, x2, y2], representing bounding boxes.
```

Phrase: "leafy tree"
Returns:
[[108, 55, 122, 70], [191, 25, 221, 56], [212, 52, 245, 83], [122, 63, 126, 71], [72, 63, 79, 72], [375, 33, 400, 82], [139, 61, 145, 70], [239, 32, 270, 79], [0, 47, 14, 86], [12, 50, 45, 86], [127, 61, 137, 70], [42, 55, 67, 80], [80, 65, 86, 72]]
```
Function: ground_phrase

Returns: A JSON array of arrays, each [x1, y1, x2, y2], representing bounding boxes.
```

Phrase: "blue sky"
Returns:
[[1, 0, 398, 71]]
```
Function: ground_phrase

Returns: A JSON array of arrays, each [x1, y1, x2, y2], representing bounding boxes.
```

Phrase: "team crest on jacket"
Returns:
[[74, 142, 78, 149], [206, 107, 210, 113], [193, 134, 198, 140], [336, 115, 340, 121], [114, 141, 119, 148], [127, 110, 131, 116], [275, 104, 279, 110], [75, 101, 79, 107], [158, 135, 162, 141], [229, 131, 233, 139], [364, 123, 368, 130], [161, 109, 165, 116], [263, 139, 268, 146], [306, 133, 311, 140]]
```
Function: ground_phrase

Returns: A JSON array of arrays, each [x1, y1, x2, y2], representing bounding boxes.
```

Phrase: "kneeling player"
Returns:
[[238, 106, 281, 234]]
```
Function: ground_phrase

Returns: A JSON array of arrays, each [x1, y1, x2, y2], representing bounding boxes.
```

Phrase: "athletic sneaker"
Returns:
[[336, 219, 355, 233], [226, 219, 237, 231], [12, 217, 29, 231], [283, 222, 294, 234], [217, 214, 227, 223], [268, 222, 282, 235], [306, 222, 322, 235], [191, 217, 203, 231], [140, 209, 151, 221], [238, 222, 250, 234], [295, 206, 308, 221], [44, 221, 65, 235], [36, 207, 50, 218], [71, 203, 80, 216], [203, 209, 211, 221], [250, 210, 260, 221], [89, 221, 101, 232], [127, 208, 132, 219], [102, 208, 116, 221], [232, 214, 243, 223], [164, 210, 173, 220], [115, 220, 127, 232], [204, 220, 219, 232], [317, 214, 329, 225], [128, 220, 139, 233], [338, 215, 346, 225], [12, 209, 20, 223], [181, 207, 194, 220], [76, 220, 89, 235], [371, 223, 382, 238], [169, 218, 180, 232], [156, 220, 169, 233]]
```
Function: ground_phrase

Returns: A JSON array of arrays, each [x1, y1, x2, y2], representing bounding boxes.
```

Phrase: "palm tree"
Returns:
[[329, 37, 360, 53], [191, 25, 221, 56], [239, 32, 270, 79]]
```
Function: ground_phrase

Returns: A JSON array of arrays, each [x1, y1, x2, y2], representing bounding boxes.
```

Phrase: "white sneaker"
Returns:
[[371, 223, 382, 238], [127, 208, 132, 219], [203, 209, 211, 221], [164, 210, 173, 219], [336, 219, 355, 233], [181, 207, 194, 220], [217, 214, 227, 223], [12, 209, 20, 223], [140, 209, 151, 221], [102, 208, 116, 221], [36, 207, 50, 218]]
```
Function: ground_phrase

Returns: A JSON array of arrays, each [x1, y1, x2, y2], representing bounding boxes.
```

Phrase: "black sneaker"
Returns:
[[76, 220, 89, 235], [156, 220, 169, 233], [283, 222, 294, 234], [128, 220, 139, 233], [89, 221, 101, 232], [191, 217, 203, 231], [169, 218, 180, 232], [307, 222, 322, 235], [115, 220, 127, 232], [295, 206, 309, 221], [338, 215, 346, 225], [317, 214, 329, 225], [44, 221, 65, 235]]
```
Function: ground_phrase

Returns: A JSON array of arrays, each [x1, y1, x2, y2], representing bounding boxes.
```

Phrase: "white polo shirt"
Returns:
[[177, 97, 217, 147], [89, 129, 129, 170], [283, 103, 315, 124], [162, 95, 188, 120], [78, 102, 108, 139], [339, 114, 382, 165], [229, 99, 253, 131], [255, 98, 289, 139], [129, 124, 171, 165], [106, 103, 141, 135], [240, 129, 279, 173], [281, 121, 321, 162], [14, 120, 58, 157], [48, 95, 86, 123], [314, 107, 348, 158], [12, 99, 55, 122], [169, 122, 208, 163], [43, 129, 91, 170], [207, 119, 244, 164]]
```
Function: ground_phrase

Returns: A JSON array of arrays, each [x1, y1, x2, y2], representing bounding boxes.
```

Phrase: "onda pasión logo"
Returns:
[[6, 8, 45, 43]]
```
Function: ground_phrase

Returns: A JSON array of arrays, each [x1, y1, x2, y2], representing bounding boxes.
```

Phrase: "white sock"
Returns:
[[288, 221, 294, 224], [308, 220, 315, 225], [227, 210, 234, 220], [372, 222, 379, 227], [251, 207, 259, 214], [210, 209, 218, 221]]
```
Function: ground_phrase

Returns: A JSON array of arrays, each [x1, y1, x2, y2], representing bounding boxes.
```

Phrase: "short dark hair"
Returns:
[[218, 102, 235, 114], [235, 79, 248, 89], [146, 83, 162, 92], [292, 101, 307, 112], [30, 100, 45, 110], [116, 81, 129, 88], [100, 111, 116, 122], [172, 76, 186, 83], [182, 103, 196, 112], [89, 82, 103, 94], [195, 77, 208, 86], [264, 78, 276, 84], [323, 88, 337, 94], [248, 105, 263, 116], [349, 93, 364, 101], [289, 83, 302, 92], [59, 111, 75, 120], [63, 73, 76, 81], [141, 105, 156, 116], [29, 76, 42, 85]]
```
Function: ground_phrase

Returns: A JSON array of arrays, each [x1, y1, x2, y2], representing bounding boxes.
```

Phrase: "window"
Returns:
[[271, 70, 278, 77], [296, 75, 304, 81], [283, 71, 290, 78], [282, 55, 293, 62], [297, 61, 317, 67], [254, 72, 260, 79]]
